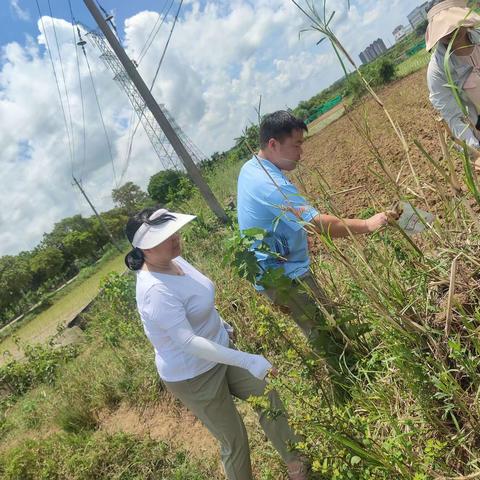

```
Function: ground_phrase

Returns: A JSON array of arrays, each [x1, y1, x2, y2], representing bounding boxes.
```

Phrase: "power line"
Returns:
[[118, 0, 175, 184], [35, 0, 75, 174], [68, 0, 87, 182], [118, 0, 173, 183], [137, 0, 174, 65], [120, 0, 183, 182], [150, 0, 183, 90], [95, 0, 118, 36], [80, 42, 119, 187], [83, 0, 228, 223], [46, 0, 76, 175]]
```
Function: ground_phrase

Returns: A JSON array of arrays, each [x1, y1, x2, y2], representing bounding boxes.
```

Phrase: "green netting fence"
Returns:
[[306, 95, 343, 124], [406, 40, 426, 57]]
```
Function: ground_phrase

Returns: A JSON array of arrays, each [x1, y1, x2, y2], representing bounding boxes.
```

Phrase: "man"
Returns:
[[237, 110, 388, 379]]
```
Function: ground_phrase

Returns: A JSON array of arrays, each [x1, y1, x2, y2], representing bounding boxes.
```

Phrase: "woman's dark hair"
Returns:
[[259, 110, 308, 148], [124, 207, 176, 271]]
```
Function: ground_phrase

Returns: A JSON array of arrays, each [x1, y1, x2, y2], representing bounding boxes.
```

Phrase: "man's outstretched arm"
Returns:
[[309, 212, 388, 238]]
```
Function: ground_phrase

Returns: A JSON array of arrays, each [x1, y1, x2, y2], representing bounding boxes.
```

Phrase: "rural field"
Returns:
[[0, 251, 127, 365], [2, 55, 480, 480], [300, 68, 444, 215]]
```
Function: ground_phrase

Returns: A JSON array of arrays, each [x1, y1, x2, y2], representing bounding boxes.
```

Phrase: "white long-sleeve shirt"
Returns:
[[427, 29, 480, 149], [135, 257, 271, 382]]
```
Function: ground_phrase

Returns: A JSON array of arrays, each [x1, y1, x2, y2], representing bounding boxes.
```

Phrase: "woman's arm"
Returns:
[[166, 318, 272, 380]]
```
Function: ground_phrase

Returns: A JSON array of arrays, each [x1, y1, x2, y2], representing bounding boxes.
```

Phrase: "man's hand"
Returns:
[[365, 212, 389, 232]]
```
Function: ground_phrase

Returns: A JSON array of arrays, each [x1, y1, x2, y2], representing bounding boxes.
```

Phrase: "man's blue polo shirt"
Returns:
[[237, 156, 319, 289]]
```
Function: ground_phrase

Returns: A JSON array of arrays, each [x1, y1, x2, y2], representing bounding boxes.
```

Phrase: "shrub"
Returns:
[[376, 58, 396, 84], [0, 343, 79, 397], [0, 432, 208, 480]]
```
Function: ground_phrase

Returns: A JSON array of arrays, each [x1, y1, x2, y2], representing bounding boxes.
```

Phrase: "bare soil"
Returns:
[[299, 68, 448, 217], [100, 398, 219, 461]]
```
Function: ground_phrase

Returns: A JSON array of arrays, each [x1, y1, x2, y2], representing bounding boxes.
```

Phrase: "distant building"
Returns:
[[426, 0, 443, 13], [359, 38, 387, 64], [372, 38, 387, 56], [393, 24, 408, 42], [407, 2, 429, 29]]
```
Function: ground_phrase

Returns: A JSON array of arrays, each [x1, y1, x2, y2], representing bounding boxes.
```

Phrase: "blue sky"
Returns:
[[2, 0, 424, 62], [0, 0, 426, 255], [2, 1, 167, 42]]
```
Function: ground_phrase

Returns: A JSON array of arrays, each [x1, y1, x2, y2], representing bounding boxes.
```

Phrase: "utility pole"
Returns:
[[83, 0, 229, 223], [72, 176, 123, 253]]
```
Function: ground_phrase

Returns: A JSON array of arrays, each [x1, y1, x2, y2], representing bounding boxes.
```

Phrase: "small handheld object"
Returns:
[[395, 201, 435, 236]]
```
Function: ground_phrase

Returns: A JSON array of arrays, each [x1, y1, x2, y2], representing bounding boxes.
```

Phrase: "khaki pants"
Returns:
[[164, 363, 301, 480], [262, 273, 351, 380]]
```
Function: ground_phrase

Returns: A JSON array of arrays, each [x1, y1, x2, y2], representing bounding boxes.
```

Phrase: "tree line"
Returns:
[[0, 125, 260, 327]]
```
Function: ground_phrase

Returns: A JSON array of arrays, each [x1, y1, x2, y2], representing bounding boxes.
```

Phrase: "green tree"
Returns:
[[147, 170, 193, 204], [42, 215, 92, 251], [345, 72, 366, 100], [234, 124, 260, 158], [293, 106, 310, 120], [0, 253, 33, 315], [63, 231, 97, 262], [29, 247, 64, 282], [111, 182, 149, 214], [90, 209, 129, 248], [415, 19, 428, 37]]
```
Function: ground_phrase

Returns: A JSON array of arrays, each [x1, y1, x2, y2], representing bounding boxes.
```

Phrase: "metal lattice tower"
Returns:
[[160, 104, 206, 163], [86, 29, 204, 172]]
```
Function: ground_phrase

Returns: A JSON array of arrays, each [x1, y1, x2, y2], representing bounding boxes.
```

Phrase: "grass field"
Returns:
[[0, 251, 127, 364], [396, 49, 431, 78], [305, 51, 431, 137], [307, 103, 346, 137]]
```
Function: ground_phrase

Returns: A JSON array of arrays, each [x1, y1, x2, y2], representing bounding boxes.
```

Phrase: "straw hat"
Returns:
[[425, 0, 480, 51]]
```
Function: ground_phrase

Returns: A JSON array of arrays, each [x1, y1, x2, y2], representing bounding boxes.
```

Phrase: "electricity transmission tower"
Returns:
[[83, 0, 228, 222]]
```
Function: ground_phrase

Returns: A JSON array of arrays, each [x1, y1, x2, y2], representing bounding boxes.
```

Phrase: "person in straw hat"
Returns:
[[426, 0, 480, 166], [124, 206, 308, 480]]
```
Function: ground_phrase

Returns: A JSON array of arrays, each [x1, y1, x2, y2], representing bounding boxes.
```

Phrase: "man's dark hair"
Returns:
[[259, 110, 308, 148]]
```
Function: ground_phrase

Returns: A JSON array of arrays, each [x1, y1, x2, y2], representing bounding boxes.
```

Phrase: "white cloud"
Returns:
[[10, 0, 30, 21], [1, 0, 424, 255]]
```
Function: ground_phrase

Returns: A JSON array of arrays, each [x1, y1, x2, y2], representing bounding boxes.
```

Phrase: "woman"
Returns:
[[426, 0, 480, 165], [125, 206, 307, 480]]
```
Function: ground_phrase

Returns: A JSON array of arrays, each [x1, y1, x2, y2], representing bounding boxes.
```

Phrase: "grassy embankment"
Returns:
[[0, 247, 129, 364]]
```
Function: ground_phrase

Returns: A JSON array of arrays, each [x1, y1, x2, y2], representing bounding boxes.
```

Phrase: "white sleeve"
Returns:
[[166, 318, 272, 380], [427, 61, 480, 148]]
